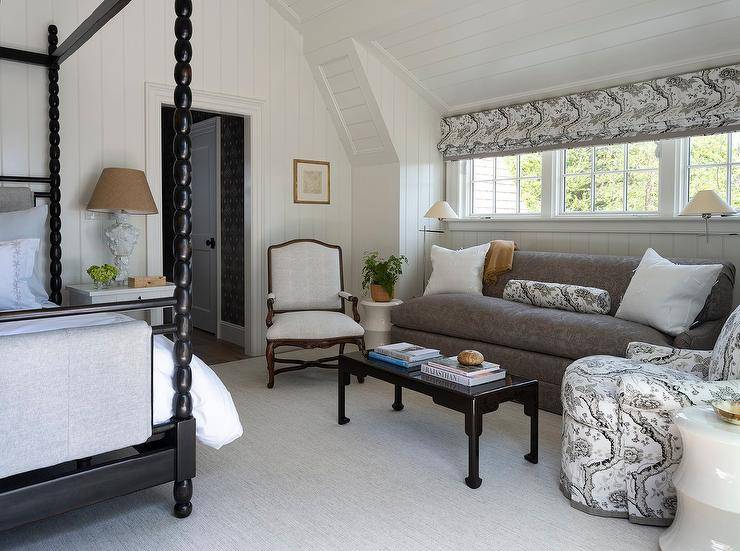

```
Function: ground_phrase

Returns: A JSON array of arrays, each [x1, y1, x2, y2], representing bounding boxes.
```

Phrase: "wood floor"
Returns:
[[191, 328, 250, 365]]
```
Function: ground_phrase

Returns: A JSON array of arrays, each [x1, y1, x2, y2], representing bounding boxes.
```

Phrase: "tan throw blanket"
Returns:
[[483, 240, 518, 284]]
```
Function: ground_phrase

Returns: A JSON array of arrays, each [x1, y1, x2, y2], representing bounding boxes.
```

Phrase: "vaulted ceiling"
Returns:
[[271, 0, 740, 115]]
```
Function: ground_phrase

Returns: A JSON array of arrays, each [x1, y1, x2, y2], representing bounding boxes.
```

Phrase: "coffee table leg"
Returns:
[[464, 399, 482, 489], [338, 363, 350, 425], [392, 385, 404, 411], [524, 384, 538, 464]]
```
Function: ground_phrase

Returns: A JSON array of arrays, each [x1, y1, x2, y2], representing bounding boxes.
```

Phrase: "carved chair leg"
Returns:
[[266, 341, 276, 389]]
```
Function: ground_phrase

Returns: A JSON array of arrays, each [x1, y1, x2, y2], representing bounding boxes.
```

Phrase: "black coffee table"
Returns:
[[338, 351, 538, 488]]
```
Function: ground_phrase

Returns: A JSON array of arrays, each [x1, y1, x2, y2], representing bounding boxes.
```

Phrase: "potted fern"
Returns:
[[361, 251, 407, 302]]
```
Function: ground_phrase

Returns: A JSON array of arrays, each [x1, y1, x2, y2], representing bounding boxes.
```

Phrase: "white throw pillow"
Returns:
[[615, 248, 722, 336], [0, 205, 49, 304], [0, 238, 41, 311], [424, 243, 490, 296]]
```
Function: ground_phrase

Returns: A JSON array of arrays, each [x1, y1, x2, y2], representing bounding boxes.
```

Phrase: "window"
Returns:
[[561, 142, 660, 214], [687, 132, 740, 208], [456, 134, 740, 220], [470, 154, 542, 215]]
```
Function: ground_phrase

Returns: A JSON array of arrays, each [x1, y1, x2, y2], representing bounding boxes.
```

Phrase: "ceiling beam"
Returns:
[[55, 0, 131, 65]]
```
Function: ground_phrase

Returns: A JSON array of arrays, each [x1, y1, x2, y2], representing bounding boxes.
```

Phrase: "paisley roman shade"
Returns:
[[438, 64, 740, 160]]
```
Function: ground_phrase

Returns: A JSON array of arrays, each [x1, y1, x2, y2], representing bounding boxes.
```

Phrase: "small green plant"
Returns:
[[87, 263, 119, 285], [361, 252, 408, 297]]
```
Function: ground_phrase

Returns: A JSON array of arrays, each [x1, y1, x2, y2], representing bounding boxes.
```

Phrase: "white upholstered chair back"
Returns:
[[269, 240, 343, 311]]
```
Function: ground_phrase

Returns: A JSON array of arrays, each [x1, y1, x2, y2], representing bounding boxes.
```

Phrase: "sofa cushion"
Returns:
[[391, 294, 672, 360], [482, 250, 735, 321]]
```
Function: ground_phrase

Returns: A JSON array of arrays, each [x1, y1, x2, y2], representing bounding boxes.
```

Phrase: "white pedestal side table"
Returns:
[[659, 406, 740, 551], [360, 299, 403, 332]]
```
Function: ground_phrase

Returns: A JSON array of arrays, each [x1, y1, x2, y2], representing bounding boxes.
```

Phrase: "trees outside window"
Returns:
[[562, 142, 659, 214], [688, 132, 740, 208]]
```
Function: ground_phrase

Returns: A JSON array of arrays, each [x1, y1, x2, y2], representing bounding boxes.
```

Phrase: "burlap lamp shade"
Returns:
[[87, 168, 158, 214]]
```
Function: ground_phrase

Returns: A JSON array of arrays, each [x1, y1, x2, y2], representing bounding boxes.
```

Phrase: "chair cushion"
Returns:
[[391, 294, 672, 360], [267, 311, 364, 341], [269, 241, 342, 311]]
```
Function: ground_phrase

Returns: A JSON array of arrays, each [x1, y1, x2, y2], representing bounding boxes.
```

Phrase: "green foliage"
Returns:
[[361, 252, 407, 296], [87, 263, 118, 284], [563, 141, 660, 213], [688, 133, 737, 206]]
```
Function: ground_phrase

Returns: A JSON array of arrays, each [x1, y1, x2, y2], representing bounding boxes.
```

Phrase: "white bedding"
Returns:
[[0, 311, 243, 449]]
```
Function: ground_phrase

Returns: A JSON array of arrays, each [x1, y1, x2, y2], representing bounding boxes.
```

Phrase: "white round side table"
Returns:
[[659, 406, 740, 551], [360, 299, 403, 333]]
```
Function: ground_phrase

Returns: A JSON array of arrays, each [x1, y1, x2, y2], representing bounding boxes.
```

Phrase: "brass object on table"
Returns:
[[711, 400, 740, 425]]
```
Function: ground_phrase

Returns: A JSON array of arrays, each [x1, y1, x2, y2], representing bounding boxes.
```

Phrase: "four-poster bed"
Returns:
[[0, 0, 210, 530]]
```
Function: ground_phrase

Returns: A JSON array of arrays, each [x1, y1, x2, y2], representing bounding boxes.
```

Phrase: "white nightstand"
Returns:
[[66, 282, 176, 324]]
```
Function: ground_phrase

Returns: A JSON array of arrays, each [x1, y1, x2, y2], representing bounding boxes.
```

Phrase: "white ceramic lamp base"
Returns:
[[104, 211, 139, 283]]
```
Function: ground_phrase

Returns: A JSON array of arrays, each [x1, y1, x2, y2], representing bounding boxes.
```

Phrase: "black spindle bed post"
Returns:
[[47, 25, 63, 305], [172, 0, 195, 519]]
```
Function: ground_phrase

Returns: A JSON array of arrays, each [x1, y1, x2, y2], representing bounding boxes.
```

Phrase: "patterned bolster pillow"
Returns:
[[503, 279, 611, 315]]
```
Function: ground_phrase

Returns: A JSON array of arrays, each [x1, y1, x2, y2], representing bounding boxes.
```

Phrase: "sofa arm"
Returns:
[[626, 342, 712, 377], [673, 318, 725, 350], [618, 370, 740, 412]]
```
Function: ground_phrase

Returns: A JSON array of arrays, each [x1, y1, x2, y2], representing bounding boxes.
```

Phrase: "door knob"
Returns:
[[206, 237, 216, 249]]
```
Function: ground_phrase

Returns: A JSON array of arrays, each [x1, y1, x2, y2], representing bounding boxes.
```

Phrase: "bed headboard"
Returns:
[[0, 187, 33, 212]]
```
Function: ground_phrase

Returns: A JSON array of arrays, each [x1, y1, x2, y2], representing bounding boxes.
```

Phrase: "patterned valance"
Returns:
[[438, 64, 740, 160]]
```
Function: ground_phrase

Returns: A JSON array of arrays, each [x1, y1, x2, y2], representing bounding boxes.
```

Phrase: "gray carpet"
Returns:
[[1, 353, 661, 551]]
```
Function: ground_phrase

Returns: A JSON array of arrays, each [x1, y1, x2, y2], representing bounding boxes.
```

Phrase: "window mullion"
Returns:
[[590, 147, 595, 212], [728, 135, 733, 205], [623, 144, 629, 212]]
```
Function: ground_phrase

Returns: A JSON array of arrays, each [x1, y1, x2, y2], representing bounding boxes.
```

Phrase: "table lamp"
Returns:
[[420, 200, 458, 287], [679, 190, 736, 242], [87, 168, 158, 284]]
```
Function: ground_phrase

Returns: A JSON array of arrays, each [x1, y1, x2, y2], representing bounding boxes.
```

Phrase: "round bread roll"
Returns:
[[457, 350, 484, 366]]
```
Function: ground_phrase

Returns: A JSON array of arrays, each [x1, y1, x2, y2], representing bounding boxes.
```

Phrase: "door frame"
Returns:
[[145, 82, 265, 355], [190, 116, 221, 337]]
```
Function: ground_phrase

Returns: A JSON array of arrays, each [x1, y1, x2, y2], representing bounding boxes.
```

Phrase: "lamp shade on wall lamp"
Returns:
[[424, 200, 458, 220], [679, 189, 736, 241]]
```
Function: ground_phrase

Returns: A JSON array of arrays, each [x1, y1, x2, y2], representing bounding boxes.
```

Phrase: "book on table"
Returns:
[[367, 350, 440, 371], [373, 342, 441, 363], [421, 356, 506, 386], [425, 357, 501, 376]]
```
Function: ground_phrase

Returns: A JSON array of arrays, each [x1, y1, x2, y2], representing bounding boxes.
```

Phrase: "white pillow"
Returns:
[[424, 243, 490, 296], [0, 238, 42, 311], [615, 248, 722, 336], [0, 205, 49, 304]]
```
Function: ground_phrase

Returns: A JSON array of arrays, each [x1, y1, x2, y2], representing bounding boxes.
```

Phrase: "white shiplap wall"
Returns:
[[355, 43, 444, 298], [0, 0, 352, 349]]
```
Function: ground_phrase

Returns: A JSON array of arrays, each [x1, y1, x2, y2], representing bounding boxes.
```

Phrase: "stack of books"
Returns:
[[421, 357, 506, 386], [368, 342, 442, 370]]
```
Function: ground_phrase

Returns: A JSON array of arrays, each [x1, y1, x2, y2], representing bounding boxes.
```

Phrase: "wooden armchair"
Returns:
[[265, 239, 365, 388]]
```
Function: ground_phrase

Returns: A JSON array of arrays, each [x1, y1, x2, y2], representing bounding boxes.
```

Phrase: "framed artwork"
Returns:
[[293, 159, 330, 204]]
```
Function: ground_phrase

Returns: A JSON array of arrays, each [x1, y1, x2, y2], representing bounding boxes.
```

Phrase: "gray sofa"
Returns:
[[390, 251, 736, 413]]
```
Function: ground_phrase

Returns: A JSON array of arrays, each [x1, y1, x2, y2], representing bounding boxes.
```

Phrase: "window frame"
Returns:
[[468, 155, 543, 216], [685, 132, 740, 209], [456, 134, 736, 222], [556, 142, 662, 216]]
